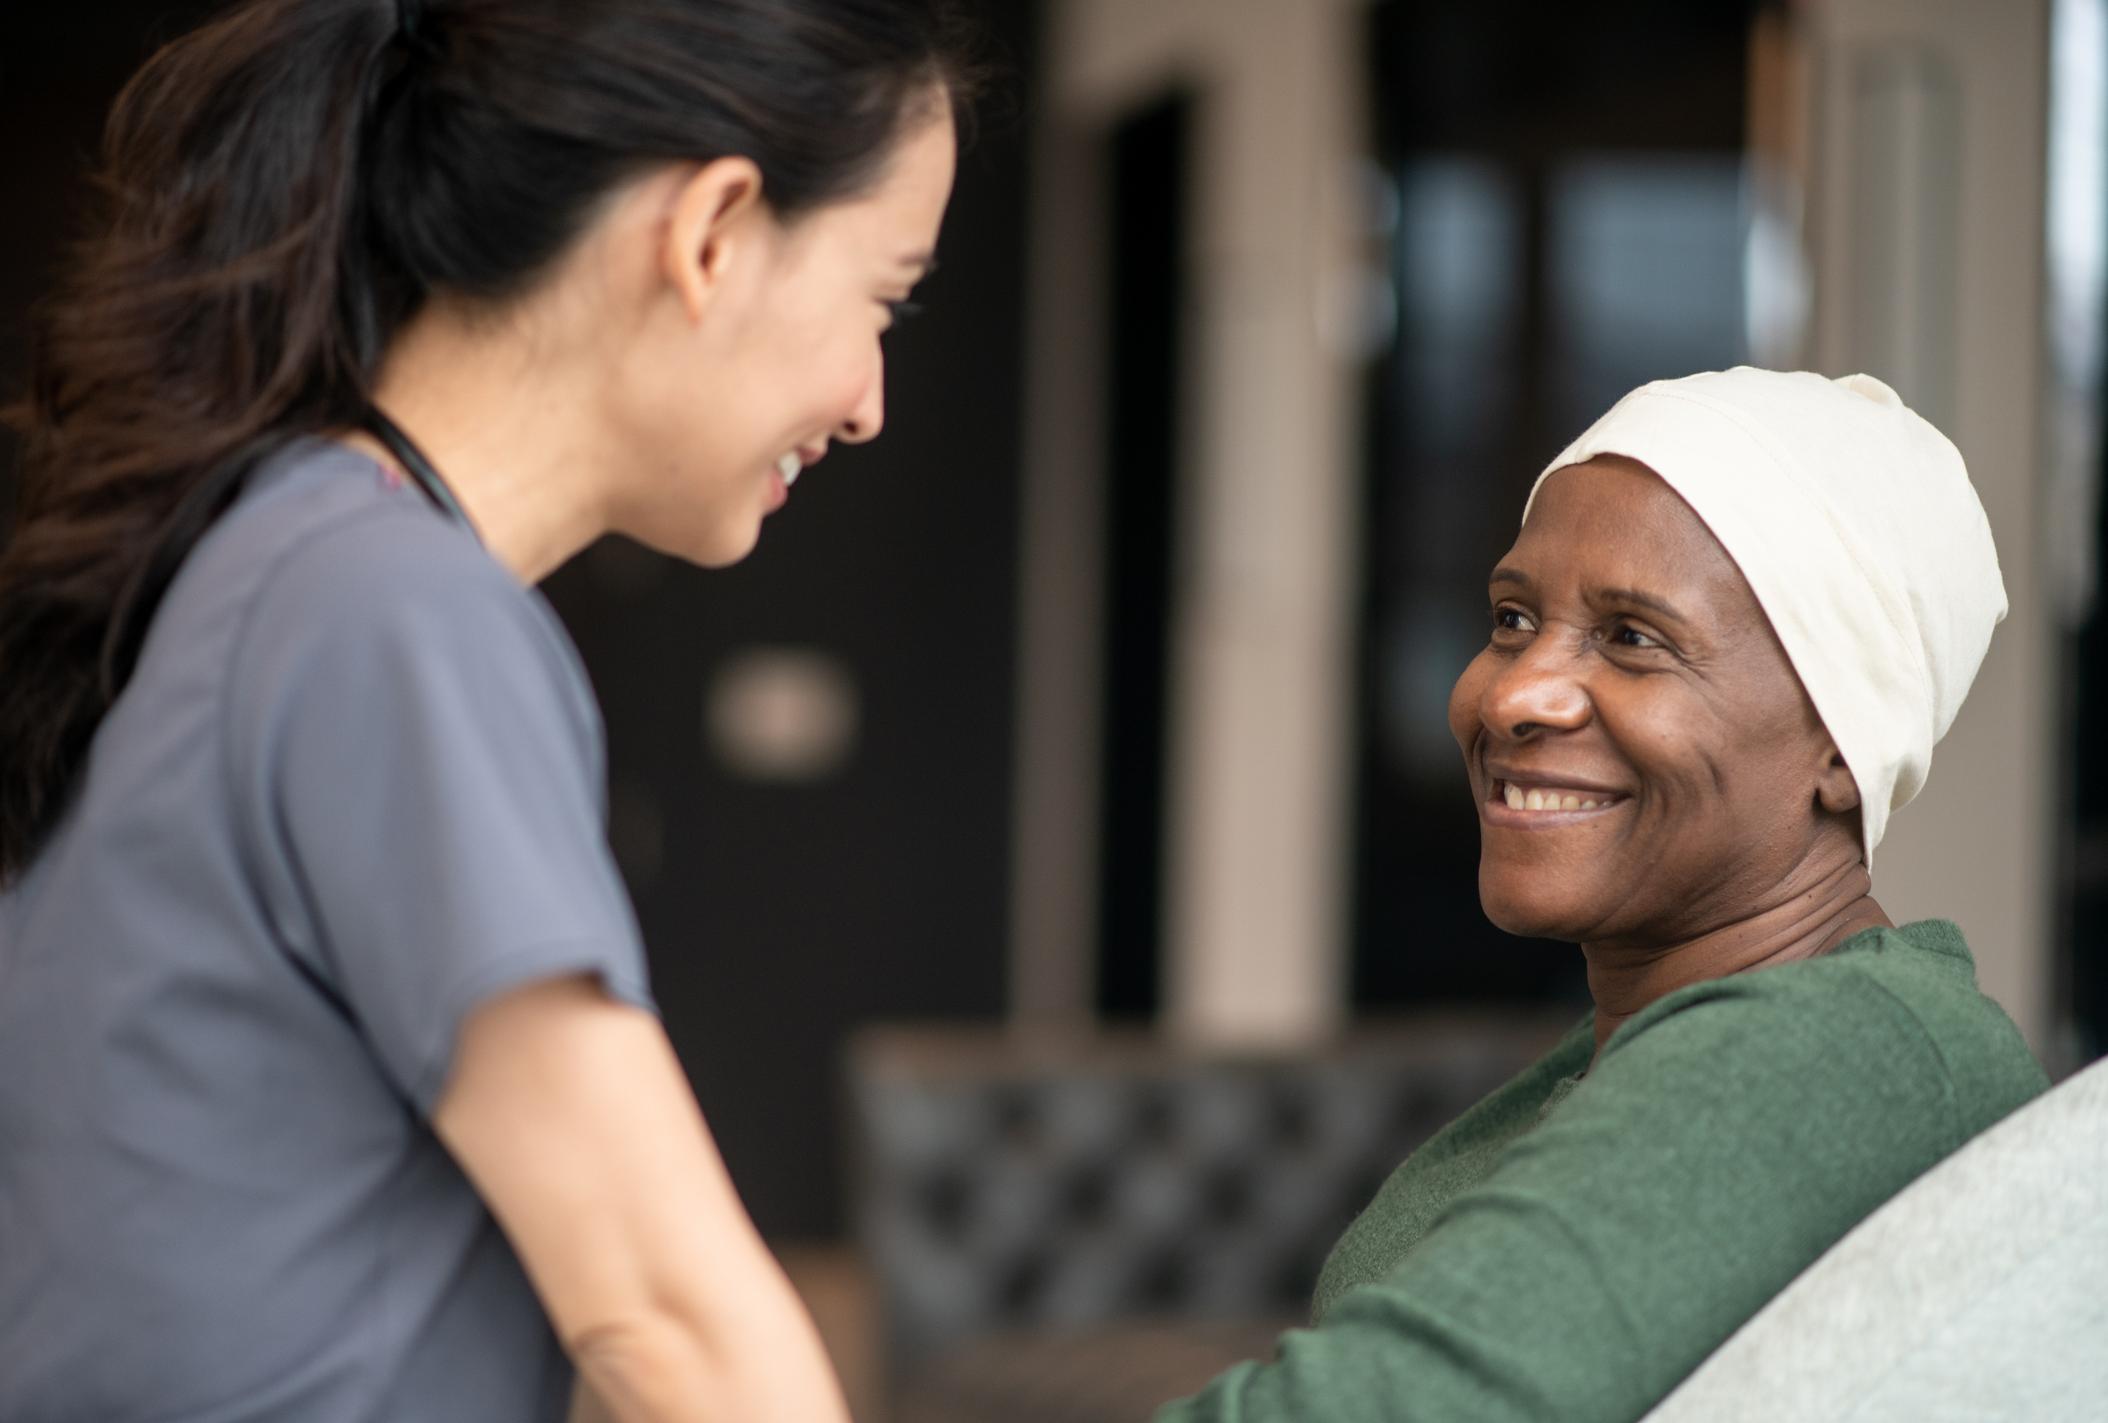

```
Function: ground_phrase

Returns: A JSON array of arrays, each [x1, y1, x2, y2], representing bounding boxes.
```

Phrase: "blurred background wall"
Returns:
[[6, 0, 2108, 1414], [1013, 0, 2108, 1074]]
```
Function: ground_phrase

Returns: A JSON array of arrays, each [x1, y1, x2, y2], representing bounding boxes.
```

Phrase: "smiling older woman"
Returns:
[[1156, 369, 2048, 1423]]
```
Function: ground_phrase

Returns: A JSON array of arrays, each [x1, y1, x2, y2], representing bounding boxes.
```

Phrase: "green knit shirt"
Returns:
[[1155, 920, 2046, 1422]]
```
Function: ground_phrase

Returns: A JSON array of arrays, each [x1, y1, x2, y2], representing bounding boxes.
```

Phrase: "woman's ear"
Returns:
[[1815, 744, 1862, 815], [661, 156, 768, 326]]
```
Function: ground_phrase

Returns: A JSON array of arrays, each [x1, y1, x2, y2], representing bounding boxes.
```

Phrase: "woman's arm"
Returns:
[[1154, 976, 1977, 1423], [433, 976, 851, 1423]]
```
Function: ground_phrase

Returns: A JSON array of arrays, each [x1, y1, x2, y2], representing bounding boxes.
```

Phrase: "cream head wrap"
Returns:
[[1523, 368, 2006, 863]]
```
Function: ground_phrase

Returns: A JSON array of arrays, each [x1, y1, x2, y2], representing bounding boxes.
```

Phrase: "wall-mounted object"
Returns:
[[704, 647, 862, 784]]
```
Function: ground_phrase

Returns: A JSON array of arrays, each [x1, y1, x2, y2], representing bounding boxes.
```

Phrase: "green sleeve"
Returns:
[[1154, 973, 1970, 1422]]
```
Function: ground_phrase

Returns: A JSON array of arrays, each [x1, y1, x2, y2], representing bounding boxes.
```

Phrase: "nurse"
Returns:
[[0, 1, 975, 1420]]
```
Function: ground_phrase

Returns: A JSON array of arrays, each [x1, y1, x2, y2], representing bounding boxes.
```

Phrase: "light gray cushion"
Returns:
[[1645, 1056, 2108, 1422]]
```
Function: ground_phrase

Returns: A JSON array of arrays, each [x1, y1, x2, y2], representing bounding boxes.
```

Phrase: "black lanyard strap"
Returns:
[[362, 407, 478, 540]]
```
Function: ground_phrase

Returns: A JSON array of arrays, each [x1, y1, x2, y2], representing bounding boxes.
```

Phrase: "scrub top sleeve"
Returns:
[[228, 508, 657, 1116]]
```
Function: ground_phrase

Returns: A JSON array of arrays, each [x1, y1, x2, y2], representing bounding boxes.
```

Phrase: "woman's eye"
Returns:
[[1492, 607, 1536, 635], [1611, 623, 1661, 649]]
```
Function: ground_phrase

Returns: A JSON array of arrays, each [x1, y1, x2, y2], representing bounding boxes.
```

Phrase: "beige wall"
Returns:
[[1013, 0, 1370, 1045], [1803, 0, 2058, 1049]]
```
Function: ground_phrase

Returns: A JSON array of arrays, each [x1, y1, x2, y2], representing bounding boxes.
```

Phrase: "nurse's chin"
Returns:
[[633, 516, 763, 572], [695, 527, 765, 570]]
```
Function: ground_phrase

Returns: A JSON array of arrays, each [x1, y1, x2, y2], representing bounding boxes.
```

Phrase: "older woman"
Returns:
[[1157, 369, 2048, 1422]]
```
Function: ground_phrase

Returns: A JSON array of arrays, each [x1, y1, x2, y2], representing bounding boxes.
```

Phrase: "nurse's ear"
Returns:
[[660, 156, 769, 327]]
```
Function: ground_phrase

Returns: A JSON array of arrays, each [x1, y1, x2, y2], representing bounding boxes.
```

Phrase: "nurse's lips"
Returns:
[[770, 444, 828, 490], [766, 444, 828, 514]]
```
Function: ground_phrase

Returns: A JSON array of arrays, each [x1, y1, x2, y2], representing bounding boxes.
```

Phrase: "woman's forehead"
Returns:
[[1507, 456, 1755, 614]]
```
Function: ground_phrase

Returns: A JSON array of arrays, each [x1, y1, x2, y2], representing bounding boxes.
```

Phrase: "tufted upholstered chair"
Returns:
[[846, 1013, 1575, 1422]]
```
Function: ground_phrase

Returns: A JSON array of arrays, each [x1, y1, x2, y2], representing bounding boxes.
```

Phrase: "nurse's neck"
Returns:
[[336, 292, 616, 587], [1581, 851, 1891, 1063]]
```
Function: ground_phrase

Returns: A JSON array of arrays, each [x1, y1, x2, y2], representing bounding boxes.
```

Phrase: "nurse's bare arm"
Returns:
[[432, 976, 851, 1423]]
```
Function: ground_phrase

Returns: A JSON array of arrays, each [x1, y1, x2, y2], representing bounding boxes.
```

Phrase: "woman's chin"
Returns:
[[1477, 874, 1591, 943]]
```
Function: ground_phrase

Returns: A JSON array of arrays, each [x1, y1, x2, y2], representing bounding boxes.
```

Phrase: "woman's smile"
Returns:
[[1482, 775, 1631, 826], [1448, 455, 1856, 945]]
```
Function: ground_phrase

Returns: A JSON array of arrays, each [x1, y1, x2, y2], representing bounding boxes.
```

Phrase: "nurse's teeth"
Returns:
[[777, 452, 803, 487], [1524, 789, 1545, 811], [1504, 783, 1525, 810]]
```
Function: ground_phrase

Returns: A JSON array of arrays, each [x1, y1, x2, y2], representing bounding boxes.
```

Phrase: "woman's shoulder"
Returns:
[[1601, 920, 2047, 1141], [1610, 919, 2023, 1043]]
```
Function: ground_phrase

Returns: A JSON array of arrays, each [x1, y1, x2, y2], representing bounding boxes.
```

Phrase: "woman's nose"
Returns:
[[837, 354, 886, 445], [1481, 638, 1592, 741]]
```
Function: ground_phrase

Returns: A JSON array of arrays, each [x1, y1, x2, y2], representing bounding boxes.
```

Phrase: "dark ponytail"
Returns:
[[0, 0, 986, 885]]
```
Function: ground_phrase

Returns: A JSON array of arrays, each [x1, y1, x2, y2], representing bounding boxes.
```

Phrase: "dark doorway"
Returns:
[[0, 2, 226, 508], [1352, 0, 1762, 1009], [1093, 91, 1195, 1020], [2067, 441, 2108, 1060]]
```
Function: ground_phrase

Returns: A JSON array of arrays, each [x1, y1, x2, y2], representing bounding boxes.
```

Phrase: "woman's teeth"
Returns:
[[1500, 781, 1608, 812], [776, 452, 803, 487]]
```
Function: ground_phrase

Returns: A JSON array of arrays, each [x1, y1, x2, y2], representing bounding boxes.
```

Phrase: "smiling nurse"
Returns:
[[1157, 369, 2048, 1423], [0, 2, 978, 1421]]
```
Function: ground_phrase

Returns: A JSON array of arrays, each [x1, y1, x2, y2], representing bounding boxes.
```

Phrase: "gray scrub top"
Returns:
[[0, 439, 656, 1421]]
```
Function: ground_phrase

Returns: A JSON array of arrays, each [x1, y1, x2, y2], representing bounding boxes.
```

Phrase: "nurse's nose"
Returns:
[[837, 354, 886, 445]]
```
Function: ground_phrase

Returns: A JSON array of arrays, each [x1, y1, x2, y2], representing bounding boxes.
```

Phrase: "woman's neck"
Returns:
[[338, 302, 614, 586], [1582, 851, 1891, 1060]]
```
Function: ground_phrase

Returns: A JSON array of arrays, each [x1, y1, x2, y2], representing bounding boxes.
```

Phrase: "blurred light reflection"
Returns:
[[2049, 0, 2107, 624]]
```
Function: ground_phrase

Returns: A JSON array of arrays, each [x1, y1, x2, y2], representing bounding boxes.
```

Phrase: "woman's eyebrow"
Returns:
[[1489, 567, 1690, 624], [1595, 584, 1690, 624]]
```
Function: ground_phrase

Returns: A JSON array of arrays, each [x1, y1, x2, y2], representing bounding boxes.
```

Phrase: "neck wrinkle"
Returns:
[[1583, 851, 1890, 1060]]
